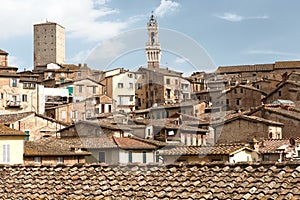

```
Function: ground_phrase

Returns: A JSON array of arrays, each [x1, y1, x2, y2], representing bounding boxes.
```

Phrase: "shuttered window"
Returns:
[[2, 144, 10, 163]]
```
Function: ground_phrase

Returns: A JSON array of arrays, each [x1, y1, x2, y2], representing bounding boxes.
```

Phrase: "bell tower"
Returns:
[[145, 13, 161, 69]]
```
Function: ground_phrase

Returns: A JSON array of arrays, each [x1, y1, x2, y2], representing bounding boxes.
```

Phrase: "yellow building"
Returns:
[[0, 124, 26, 164]]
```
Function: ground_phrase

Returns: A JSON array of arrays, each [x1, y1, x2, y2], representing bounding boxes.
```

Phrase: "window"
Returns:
[[143, 151, 147, 163], [34, 157, 41, 164], [78, 85, 83, 93], [60, 78, 65, 83], [147, 129, 151, 137], [78, 71, 81, 77], [156, 112, 160, 119], [61, 111, 66, 119], [23, 83, 36, 89], [234, 89, 237, 94], [11, 79, 17, 87], [240, 88, 243, 93], [24, 130, 30, 141], [166, 78, 170, 85], [226, 99, 229, 105], [127, 73, 133, 78], [92, 86, 97, 94], [278, 91, 282, 96], [264, 154, 270, 161], [130, 96, 134, 101], [82, 112, 86, 120], [118, 83, 124, 88], [236, 99, 240, 106], [136, 83, 142, 89], [22, 94, 27, 102], [269, 132, 273, 139], [129, 83, 133, 89], [0, 93, 3, 99], [87, 112, 91, 118], [99, 152, 106, 163], [175, 80, 178, 85], [2, 144, 10, 163], [128, 151, 133, 163], [72, 111, 77, 119], [57, 157, 64, 164]]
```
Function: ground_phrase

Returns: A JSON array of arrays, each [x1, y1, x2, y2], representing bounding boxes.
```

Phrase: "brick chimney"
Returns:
[[0, 49, 8, 67]]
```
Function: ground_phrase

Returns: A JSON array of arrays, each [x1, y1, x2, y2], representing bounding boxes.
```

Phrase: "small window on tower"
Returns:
[[151, 32, 155, 45]]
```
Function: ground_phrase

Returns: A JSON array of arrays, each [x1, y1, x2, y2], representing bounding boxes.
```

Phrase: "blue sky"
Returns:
[[1, 0, 300, 74]]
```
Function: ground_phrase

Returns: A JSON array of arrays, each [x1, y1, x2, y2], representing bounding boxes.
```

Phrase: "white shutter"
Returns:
[[7, 145, 10, 163], [3, 145, 6, 162], [2, 144, 10, 163]]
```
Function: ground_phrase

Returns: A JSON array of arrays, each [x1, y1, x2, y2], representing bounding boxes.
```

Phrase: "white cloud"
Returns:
[[154, 0, 180, 17], [0, 0, 135, 42], [174, 57, 189, 64], [216, 12, 269, 22], [8, 55, 24, 67]]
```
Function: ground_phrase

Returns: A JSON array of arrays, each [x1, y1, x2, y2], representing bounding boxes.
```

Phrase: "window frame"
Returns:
[[99, 152, 106, 163], [128, 151, 133, 163]]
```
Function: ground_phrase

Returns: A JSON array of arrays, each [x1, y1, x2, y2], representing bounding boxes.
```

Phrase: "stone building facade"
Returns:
[[34, 22, 65, 67], [218, 85, 266, 111], [215, 115, 283, 144], [0, 68, 45, 115]]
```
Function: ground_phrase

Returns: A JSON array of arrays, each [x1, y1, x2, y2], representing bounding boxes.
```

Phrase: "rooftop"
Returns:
[[24, 138, 91, 156], [0, 124, 26, 136], [1, 162, 300, 199], [113, 136, 158, 150], [158, 143, 249, 156]]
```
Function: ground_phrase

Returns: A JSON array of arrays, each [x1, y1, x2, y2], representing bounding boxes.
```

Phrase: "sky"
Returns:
[[1, 0, 300, 75]]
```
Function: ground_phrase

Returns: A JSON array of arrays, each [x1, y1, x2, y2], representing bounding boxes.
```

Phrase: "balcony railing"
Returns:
[[6, 101, 21, 108]]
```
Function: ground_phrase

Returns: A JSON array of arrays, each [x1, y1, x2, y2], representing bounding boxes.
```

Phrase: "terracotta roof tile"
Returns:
[[158, 143, 249, 156], [0, 124, 26, 136], [113, 136, 158, 150], [259, 139, 294, 153], [0, 162, 300, 198], [0, 112, 34, 124], [24, 138, 91, 156]]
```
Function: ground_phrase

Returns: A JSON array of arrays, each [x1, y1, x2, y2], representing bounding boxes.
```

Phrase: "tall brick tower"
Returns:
[[33, 22, 65, 68], [145, 14, 161, 69]]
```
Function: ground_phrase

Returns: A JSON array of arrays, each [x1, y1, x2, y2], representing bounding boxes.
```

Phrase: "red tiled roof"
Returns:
[[113, 136, 157, 150], [2, 162, 300, 198], [158, 143, 249, 156], [0, 124, 26, 136], [24, 138, 91, 156], [259, 139, 294, 154]]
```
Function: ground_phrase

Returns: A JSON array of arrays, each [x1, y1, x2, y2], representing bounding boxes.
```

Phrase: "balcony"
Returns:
[[6, 101, 21, 108]]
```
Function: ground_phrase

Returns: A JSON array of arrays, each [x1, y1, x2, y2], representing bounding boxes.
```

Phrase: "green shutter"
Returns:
[[24, 131, 30, 141], [67, 86, 74, 95]]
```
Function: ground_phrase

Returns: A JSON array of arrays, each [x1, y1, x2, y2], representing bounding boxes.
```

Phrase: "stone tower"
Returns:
[[145, 14, 161, 69], [34, 22, 65, 68]]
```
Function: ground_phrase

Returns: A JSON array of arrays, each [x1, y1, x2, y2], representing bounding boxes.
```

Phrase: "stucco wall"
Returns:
[[0, 137, 24, 164]]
